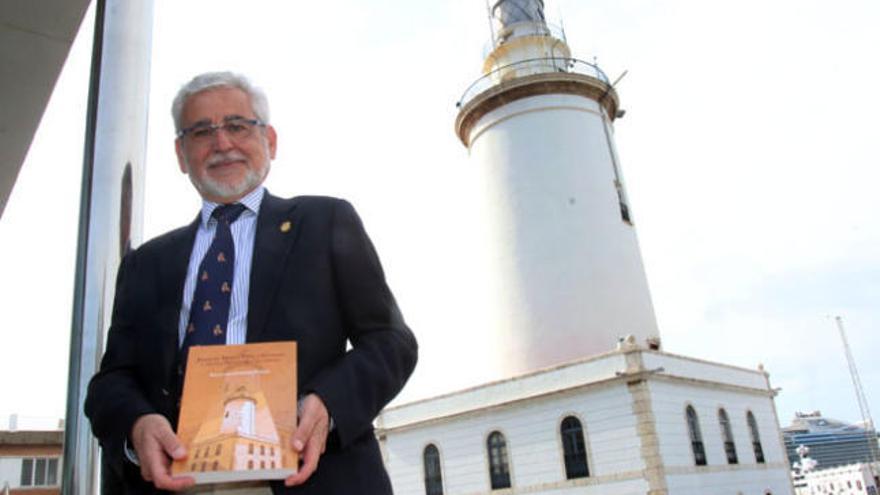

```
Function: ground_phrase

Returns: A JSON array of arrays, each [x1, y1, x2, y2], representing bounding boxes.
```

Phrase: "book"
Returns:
[[172, 342, 298, 484]]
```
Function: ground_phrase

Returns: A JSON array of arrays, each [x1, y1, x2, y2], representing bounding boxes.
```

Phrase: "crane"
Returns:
[[834, 315, 878, 466]]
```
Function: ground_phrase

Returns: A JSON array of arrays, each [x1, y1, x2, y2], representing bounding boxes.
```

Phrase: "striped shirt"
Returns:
[[177, 187, 264, 346]]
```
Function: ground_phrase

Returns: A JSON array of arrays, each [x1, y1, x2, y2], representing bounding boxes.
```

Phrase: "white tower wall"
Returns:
[[467, 90, 658, 377], [454, 5, 660, 378]]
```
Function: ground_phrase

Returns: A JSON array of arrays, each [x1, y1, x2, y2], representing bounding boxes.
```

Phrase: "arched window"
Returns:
[[747, 411, 765, 463], [686, 405, 707, 466], [487, 431, 511, 489], [560, 416, 589, 479], [718, 408, 738, 464], [423, 444, 443, 495]]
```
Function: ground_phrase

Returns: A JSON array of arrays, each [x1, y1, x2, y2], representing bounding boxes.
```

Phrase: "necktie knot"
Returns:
[[212, 203, 247, 224]]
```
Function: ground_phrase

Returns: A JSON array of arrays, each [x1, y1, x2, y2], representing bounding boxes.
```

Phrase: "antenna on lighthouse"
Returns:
[[484, 0, 496, 47], [556, 1, 567, 41]]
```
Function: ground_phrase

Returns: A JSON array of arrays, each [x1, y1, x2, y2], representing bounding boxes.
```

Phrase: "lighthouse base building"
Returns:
[[376, 338, 795, 495]]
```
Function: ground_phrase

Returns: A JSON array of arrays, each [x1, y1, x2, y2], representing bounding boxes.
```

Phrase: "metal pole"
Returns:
[[62, 1, 153, 493], [834, 316, 879, 469]]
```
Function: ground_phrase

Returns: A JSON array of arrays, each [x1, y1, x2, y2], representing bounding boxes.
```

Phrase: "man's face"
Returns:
[[175, 87, 277, 203]]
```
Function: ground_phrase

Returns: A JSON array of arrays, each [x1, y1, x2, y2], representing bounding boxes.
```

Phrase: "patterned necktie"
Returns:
[[180, 203, 247, 368]]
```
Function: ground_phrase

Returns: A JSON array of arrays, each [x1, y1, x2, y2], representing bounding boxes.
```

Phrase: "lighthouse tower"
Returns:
[[456, 0, 659, 377], [376, 6, 793, 494]]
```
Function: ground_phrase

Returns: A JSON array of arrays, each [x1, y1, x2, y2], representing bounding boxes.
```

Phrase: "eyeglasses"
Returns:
[[177, 117, 266, 143]]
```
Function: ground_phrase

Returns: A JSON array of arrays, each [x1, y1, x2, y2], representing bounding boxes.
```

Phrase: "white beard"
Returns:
[[186, 150, 270, 202]]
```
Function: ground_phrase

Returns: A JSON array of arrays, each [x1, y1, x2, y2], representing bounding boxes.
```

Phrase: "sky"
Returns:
[[1, 0, 878, 432]]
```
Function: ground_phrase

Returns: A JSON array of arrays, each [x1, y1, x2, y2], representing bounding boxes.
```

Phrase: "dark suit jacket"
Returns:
[[85, 193, 418, 494]]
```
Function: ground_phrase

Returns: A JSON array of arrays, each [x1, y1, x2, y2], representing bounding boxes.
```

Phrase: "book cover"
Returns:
[[172, 342, 298, 484]]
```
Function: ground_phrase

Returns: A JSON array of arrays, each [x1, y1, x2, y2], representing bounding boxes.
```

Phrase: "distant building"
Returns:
[[793, 462, 880, 495], [783, 412, 880, 469], [0, 429, 63, 495]]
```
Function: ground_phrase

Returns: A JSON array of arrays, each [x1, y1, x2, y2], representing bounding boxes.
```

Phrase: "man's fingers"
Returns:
[[285, 394, 330, 487], [140, 444, 170, 485], [292, 395, 328, 452], [284, 436, 322, 486], [292, 416, 314, 452], [156, 424, 187, 459], [142, 437, 195, 491], [131, 414, 192, 491], [153, 473, 196, 491]]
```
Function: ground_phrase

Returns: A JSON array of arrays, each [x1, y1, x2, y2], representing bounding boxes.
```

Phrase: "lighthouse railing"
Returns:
[[457, 57, 611, 109]]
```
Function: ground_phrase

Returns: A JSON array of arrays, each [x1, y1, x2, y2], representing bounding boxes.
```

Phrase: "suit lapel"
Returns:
[[247, 193, 301, 342]]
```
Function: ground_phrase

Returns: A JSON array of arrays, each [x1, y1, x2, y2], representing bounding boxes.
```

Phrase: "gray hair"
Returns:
[[171, 71, 271, 133]]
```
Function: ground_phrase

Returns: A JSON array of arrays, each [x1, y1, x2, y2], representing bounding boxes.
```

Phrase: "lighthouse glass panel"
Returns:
[[560, 416, 589, 479], [718, 408, 738, 464], [686, 406, 707, 466], [487, 431, 511, 489], [423, 444, 443, 495], [747, 411, 765, 463]]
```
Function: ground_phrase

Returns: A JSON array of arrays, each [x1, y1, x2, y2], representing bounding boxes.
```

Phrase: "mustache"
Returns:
[[206, 151, 247, 166]]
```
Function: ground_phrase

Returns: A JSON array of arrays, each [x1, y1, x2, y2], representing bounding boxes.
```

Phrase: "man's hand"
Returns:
[[284, 394, 330, 487], [130, 414, 195, 491]]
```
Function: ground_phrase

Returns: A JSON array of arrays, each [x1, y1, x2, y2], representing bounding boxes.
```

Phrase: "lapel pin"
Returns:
[[280, 220, 292, 233]]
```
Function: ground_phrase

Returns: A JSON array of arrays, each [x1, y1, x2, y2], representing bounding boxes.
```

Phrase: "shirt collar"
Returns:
[[199, 187, 265, 227]]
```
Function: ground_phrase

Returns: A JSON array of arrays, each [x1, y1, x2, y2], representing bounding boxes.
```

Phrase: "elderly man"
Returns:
[[85, 72, 418, 494]]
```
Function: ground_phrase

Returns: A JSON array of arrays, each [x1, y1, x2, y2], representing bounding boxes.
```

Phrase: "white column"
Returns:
[[62, 1, 153, 493]]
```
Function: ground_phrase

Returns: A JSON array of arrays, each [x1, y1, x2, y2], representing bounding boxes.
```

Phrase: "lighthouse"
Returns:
[[456, 0, 659, 376], [375, 4, 794, 494]]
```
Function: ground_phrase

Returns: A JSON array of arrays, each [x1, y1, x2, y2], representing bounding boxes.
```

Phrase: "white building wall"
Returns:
[[379, 353, 626, 430], [382, 382, 648, 495], [651, 380, 771, 465], [380, 349, 794, 495], [642, 352, 768, 391], [0, 457, 22, 488], [665, 468, 792, 495], [648, 379, 793, 494]]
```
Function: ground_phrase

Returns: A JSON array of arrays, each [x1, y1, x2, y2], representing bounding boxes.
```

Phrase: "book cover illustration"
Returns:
[[172, 342, 298, 484]]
